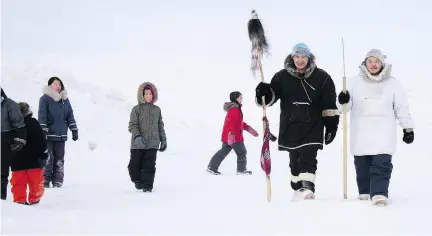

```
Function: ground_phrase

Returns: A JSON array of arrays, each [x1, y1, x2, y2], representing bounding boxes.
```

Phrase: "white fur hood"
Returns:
[[42, 86, 68, 101]]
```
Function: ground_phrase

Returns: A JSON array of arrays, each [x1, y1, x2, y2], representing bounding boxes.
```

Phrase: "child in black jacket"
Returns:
[[10, 102, 48, 205]]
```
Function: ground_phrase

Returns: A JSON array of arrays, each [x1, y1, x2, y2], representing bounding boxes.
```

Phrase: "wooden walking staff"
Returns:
[[342, 37, 348, 199], [248, 10, 272, 202]]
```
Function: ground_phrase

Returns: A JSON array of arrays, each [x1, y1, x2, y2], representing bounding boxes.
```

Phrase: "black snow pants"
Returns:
[[289, 146, 318, 192], [128, 149, 158, 190]]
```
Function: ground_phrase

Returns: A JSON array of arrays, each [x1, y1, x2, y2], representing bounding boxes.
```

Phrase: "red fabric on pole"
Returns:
[[260, 116, 271, 176]]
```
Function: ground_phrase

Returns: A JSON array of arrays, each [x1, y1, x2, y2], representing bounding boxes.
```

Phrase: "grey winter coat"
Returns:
[[128, 82, 166, 150], [1, 96, 25, 133], [38, 86, 78, 141]]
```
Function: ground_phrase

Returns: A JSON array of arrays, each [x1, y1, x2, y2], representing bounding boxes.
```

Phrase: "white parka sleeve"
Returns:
[[393, 80, 414, 129]]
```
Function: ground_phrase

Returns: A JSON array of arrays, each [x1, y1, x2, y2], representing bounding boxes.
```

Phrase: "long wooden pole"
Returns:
[[257, 49, 271, 202], [342, 37, 348, 199]]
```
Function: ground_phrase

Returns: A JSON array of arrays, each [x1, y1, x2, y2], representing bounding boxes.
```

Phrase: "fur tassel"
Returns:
[[248, 10, 270, 73]]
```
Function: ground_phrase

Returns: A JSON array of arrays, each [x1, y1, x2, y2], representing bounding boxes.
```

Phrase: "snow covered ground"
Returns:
[[1, 0, 432, 235]]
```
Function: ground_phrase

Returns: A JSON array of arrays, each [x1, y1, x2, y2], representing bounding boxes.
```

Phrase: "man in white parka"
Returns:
[[338, 49, 414, 206]]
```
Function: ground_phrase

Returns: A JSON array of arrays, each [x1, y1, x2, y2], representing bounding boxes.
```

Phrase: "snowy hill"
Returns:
[[2, 0, 432, 235]]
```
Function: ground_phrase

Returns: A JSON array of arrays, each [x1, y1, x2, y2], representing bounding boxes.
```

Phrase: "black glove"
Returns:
[[323, 115, 339, 145], [324, 130, 337, 145], [38, 158, 48, 169], [402, 129, 414, 144], [255, 82, 274, 106], [72, 130, 78, 141], [10, 138, 26, 153], [338, 91, 350, 105], [159, 140, 167, 152], [270, 133, 277, 142]]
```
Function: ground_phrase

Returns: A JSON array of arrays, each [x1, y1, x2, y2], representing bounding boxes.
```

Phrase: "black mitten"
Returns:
[[72, 130, 78, 141], [159, 140, 167, 152], [402, 129, 414, 144], [338, 91, 350, 105], [323, 116, 339, 145], [255, 82, 274, 106], [324, 130, 337, 145]]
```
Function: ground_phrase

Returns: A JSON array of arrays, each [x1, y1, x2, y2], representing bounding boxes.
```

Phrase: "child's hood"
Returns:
[[137, 82, 158, 104], [223, 102, 240, 112]]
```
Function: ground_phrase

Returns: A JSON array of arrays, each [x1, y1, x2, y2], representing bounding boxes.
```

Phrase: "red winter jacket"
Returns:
[[221, 102, 251, 143]]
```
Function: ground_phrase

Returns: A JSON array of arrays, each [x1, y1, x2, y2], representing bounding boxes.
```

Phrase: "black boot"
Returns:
[[299, 180, 315, 193], [236, 170, 252, 175], [134, 181, 143, 190], [206, 167, 221, 175], [291, 181, 301, 191]]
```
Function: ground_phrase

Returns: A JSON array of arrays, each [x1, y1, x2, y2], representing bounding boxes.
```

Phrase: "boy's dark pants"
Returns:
[[128, 149, 157, 190], [354, 154, 393, 198], [289, 147, 318, 192], [208, 142, 247, 172]]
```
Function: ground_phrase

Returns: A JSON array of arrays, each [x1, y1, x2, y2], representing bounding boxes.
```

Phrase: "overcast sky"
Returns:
[[2, 0, 431, 99]]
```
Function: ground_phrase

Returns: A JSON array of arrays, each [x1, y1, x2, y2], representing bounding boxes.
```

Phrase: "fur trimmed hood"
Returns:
[[359, 62, 392, 82], [42, 86, 68, 101], [18, 102, 33, 117], [284, 53, 317, 79], [137, 82, 158, 104], [223, 102, 240, 112]]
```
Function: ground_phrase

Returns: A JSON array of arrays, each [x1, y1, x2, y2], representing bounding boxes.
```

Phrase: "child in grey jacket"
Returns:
[[128, 82, 167, 192]]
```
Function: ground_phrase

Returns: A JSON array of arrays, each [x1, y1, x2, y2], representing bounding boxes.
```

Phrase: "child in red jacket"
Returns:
[[207, 91, 259, 175]]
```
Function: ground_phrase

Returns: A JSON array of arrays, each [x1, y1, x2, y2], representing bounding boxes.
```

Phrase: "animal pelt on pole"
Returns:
[[247, 10, 270, 73]]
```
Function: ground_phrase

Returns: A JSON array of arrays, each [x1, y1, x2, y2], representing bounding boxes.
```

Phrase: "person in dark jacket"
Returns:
[[10, 102, 48, 205], [255, 43, 340, 200], [38, 77, 78, 188], [1, 88, 27, 200], [128, 82, 167, 192]]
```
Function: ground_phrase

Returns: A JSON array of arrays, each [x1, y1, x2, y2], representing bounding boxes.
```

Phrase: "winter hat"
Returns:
[[18, 102, 32, 116], [291, 43, 311, 58], [48, 77, 65, 91], [364, 49, 386, 65], [229, 91, 242, 102]]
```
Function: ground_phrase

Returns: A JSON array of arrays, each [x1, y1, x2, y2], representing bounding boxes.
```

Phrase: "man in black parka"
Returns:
[[255, 43, 340, 200]]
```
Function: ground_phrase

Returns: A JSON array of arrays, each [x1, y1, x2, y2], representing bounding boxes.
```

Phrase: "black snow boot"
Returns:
[[206, 167, 221, 175], [134, 181, 143, 190], [299, 180, 315, 193], [52, 182, 62, 188], [236, 170, 252, 175], [16, 202, 29, 205]]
